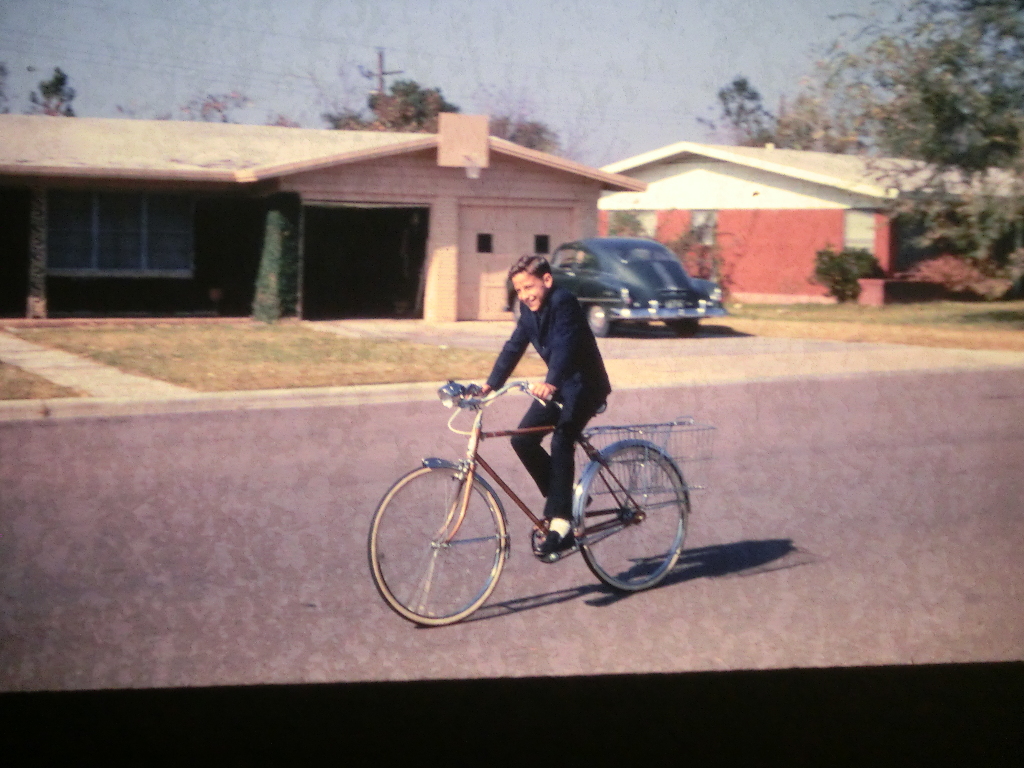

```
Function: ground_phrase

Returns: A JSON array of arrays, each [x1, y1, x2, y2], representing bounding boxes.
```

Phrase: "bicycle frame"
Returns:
[[441, 385, 647, 549]]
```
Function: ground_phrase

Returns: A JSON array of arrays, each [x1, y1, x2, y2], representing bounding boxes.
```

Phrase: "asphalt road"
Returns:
[[2, 366, 1022, 693]]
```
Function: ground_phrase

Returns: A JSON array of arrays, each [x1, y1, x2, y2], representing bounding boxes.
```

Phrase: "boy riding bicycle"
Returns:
[[480, 254, 611, 558]]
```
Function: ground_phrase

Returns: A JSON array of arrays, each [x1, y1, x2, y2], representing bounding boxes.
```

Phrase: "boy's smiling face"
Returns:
[[512, 271, 554, 313]]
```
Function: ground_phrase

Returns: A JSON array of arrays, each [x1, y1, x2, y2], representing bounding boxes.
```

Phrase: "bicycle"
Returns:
[[367, 380, 714, 626]]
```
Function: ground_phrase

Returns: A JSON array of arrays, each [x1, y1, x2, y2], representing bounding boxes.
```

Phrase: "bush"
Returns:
[[607, 211, 644, 237], [904, 255, 1011, 300], [812, 248, 883, 302], [664, 232, 732, 298]]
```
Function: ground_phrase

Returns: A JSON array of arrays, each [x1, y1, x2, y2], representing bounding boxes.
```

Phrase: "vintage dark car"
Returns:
[[510, 237, 727, 337]]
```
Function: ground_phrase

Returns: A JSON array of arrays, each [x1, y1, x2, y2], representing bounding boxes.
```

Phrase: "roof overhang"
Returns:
[[603, 140, 899, 200], [489, 137, 645, 192], [0, 114, 645, 192]]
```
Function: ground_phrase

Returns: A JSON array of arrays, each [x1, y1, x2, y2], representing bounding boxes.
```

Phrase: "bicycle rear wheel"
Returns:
[[368, 465, 507, 626], [577, 440, 688, 591]]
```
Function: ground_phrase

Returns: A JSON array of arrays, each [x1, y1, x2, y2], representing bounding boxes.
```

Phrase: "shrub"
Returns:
[[904, 254, 1011, 300], [664, 232, 732, 298], [904, 255, 983, 292], [607, 211, 644, 237], [812, 247, 883, 302]]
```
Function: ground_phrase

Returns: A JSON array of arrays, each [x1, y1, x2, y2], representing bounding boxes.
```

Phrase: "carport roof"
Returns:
[[0, 114, 645, 191]]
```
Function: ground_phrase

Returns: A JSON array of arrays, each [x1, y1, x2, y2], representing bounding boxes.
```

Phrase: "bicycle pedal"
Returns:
[[534, 543, 579, 564]]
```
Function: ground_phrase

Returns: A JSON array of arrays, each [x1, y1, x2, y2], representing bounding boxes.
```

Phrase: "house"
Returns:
[[0, 113, 644, 320], [598, 141, 922, 303]]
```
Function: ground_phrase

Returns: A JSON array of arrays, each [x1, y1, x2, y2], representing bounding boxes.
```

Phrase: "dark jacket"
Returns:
[[487, 286, 611, 414]]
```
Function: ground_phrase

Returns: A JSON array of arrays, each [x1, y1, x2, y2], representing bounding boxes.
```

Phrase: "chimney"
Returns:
[[438, 113, 490, 178]]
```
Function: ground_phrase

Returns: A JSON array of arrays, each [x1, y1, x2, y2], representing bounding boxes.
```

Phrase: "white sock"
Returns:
[[548, 518, 571, 537]]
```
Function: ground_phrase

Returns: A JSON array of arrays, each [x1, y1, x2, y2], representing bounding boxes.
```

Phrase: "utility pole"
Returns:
[[359, 48, 403, 95]]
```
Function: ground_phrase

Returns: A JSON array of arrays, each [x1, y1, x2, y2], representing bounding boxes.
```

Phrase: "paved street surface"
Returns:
[[2, 362, 1022, 692]]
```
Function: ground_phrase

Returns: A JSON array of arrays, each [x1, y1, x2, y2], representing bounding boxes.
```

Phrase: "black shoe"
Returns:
[[537, 528, 576, 559]]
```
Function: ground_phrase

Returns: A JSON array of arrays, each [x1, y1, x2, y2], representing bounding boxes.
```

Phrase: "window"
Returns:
[[47, 191, 194, 277], [552, 247, 576, 269], [534, 234, 550, 254], [844, 210, 876, 254], [636, 211, 657, 237], [690, 210, 717, 246], [476, 233, 493, 253], [578, 250, 599, 271]]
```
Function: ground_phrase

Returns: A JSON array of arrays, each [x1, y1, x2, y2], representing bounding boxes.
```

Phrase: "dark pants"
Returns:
[[510, 394, 603, 521]]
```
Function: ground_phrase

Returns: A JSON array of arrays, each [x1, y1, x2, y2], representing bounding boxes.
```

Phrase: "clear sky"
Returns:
[[0, 0, 889, 166]]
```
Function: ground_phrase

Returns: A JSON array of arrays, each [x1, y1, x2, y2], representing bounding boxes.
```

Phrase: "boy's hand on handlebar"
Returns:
[[530, 382, 556, 401], [479, 384, 492, 396]]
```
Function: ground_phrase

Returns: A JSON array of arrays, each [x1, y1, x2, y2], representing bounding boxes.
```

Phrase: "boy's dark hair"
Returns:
[[508, 254, 551, 282]]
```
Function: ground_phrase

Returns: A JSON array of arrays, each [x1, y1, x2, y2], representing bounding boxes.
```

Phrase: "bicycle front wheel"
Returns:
[[578, 440, 688, 592], [368, 465, 507, 626]]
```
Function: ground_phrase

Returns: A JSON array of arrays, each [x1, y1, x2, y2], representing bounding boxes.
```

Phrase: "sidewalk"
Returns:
[[3, 319, 1024, 422]]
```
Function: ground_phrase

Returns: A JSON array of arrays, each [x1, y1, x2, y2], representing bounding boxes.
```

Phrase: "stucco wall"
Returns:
[[281, 151, 601, 321]]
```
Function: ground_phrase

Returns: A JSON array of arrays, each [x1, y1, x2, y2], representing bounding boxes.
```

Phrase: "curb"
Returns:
[[0, 380, 451, 422]]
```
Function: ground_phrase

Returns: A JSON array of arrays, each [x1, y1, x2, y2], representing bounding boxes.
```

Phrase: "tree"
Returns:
[[771, 75, 872, 154], [179, 91, 250, 122], [325, 79, 459, 133], [29, 67, 75, 116], [831, 0, 1024, 271], [706, 76, 777, 147], [805, 0, 1024, 171], [703, 70, 870, 152], [266, 113, 301, 128], [725, 0, 1024, 278], [489, 114, 560, 153]]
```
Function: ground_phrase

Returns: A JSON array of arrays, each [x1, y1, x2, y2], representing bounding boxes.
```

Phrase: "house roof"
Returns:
[[602, 140, 911, 199], [602, 140, 1024, 201], [0, 115, 644, 191]]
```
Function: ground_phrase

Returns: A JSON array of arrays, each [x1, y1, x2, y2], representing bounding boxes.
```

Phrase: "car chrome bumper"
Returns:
[[609, 304, 728, 321]]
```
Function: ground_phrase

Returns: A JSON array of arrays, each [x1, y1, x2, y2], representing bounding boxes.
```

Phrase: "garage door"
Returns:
[[458, 205, 574, 320]]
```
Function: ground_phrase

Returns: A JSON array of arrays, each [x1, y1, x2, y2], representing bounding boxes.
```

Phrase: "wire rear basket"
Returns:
[[579, 417, 716, 493]]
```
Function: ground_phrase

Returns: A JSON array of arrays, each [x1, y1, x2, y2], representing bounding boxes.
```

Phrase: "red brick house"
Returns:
[[598, 142, 908, 303]]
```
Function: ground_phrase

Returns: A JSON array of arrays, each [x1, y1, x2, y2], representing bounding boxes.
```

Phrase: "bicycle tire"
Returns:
[[576, 439, 688, 592], [368, 464, 508, 626]]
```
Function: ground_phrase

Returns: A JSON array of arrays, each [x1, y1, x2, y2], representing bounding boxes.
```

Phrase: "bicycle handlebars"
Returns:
[[437, 379, 550, 410]]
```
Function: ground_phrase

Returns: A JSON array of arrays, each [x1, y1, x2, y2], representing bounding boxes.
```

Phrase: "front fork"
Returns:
[[437, 409, 486, 546]]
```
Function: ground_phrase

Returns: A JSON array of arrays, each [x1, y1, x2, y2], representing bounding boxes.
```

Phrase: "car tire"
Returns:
[[587, 305, 612, 337], [667, 319, 699, 337]]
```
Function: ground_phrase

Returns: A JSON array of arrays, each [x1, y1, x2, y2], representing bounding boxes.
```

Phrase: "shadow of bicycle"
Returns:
[[465, 538, 815, 623]]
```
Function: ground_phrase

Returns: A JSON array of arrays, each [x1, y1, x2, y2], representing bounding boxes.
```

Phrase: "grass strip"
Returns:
[[0, 361, 80, 400], [15, 323, 546, 392]]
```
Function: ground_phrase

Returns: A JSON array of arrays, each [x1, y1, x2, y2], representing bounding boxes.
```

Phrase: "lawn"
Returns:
[[2, 301, 1022, 400], [728, 300, 1024, 328], [719, 300, 1024, 352], [0, 361, 80, 400], [11, 322, 546, 393]]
